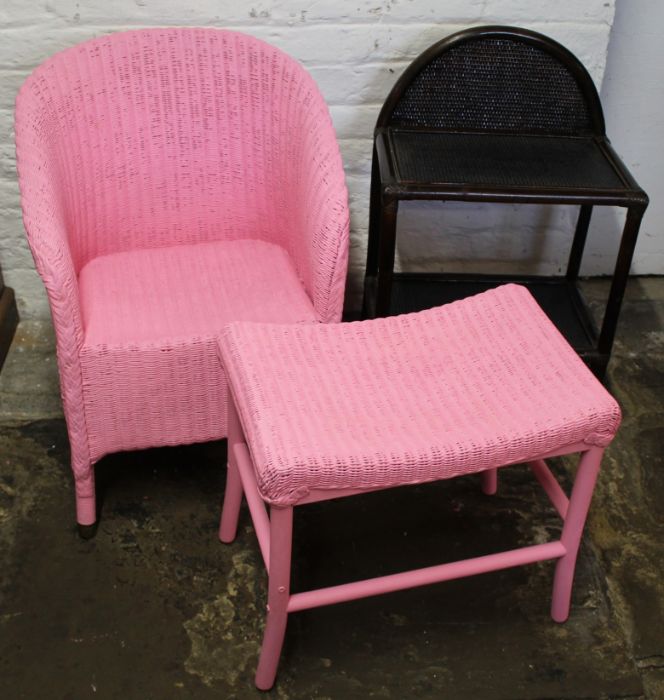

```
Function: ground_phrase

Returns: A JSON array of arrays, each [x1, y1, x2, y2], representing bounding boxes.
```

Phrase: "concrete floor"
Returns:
[[0, 279, 663, 700]]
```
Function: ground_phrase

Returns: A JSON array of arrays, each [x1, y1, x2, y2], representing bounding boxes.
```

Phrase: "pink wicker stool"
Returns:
[[218, 284, 621, 690]]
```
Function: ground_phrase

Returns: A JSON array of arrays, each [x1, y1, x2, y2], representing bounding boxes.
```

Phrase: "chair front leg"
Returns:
[[551, 446, 604, 622], [74, 462, 97, 538], [256, 505, 294, 691], [70, 431, 96, 537]]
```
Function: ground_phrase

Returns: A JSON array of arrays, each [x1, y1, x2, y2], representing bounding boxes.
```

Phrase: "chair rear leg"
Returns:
[[256, 506, 293, 691], [481, 468, 498, 495], [551, 446, 603, 622]]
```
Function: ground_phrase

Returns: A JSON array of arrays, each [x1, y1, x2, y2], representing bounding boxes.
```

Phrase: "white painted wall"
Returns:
[[0, 0, 619, 317], [587, 0, 664, 275]]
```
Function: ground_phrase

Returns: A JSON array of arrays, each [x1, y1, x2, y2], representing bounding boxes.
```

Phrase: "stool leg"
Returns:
[[481, 468, 498, 495], [220, 397, 244, 543], [256, 506, 293, 691], [551, 447, 603, 623]]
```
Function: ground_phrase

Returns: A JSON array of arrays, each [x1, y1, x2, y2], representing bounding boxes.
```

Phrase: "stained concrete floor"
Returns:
[[0, 278, 663, 700]]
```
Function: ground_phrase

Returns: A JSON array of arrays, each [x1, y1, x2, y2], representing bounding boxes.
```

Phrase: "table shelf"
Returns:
[[365, 128, 647, 379]]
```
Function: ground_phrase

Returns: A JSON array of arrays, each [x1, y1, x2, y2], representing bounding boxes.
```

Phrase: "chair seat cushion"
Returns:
[[78, 239, 317, 460], [219, 284, 621, 505], [80, 239, 317, 346]]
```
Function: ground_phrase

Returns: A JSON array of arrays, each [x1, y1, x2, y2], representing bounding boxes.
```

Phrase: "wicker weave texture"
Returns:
[[15, 28, 349, 513], [79, 239, 317, 460], [220, 284, 621, 506], [391, 37, 593, 134]]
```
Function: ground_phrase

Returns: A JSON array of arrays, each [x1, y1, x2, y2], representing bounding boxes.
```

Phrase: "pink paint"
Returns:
[[219, 284, 621, 689], [15, 28, 349, 526], [529, 458, 570, 518]]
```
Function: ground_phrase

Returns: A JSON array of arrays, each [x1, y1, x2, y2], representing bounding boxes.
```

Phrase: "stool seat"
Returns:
[[218, 284, 620, 506]]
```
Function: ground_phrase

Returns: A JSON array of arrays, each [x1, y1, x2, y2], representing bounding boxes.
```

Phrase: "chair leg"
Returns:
[[255, 506, 293, 691], [74, 466, 97, 538], [481, 468, 498, 495], [219, 396, 244, 543], [551, 446, 603, 623]]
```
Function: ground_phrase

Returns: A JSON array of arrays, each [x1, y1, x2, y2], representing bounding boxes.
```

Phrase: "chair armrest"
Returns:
[[15, 95, 90, 467], [283, 81, 350, 323], [15, 151, 85, 351]]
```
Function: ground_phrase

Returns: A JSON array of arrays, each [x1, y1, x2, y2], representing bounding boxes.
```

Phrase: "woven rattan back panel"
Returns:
[[390, 36, 595, 135], [16, 28, 331, 273]]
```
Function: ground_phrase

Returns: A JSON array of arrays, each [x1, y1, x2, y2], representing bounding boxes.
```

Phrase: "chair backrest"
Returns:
[[16, 28, 323, 272], [377, 26, 605, 136]]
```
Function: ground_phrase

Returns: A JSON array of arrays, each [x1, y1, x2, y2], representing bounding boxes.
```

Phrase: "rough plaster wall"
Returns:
[[0, 0, 616, 318], [590, 0, 664, 275]]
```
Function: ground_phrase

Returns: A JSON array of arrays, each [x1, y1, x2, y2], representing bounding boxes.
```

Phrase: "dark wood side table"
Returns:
[[0, 264, 19, 371], [362, 26, 649, 379]]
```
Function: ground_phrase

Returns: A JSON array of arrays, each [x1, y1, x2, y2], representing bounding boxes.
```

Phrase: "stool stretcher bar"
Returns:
[[529, 459, 570, 518], [287, 540, 566, 613]]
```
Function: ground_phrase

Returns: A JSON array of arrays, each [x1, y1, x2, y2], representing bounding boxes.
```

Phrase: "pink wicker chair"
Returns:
[[15, 28, 349, 535]]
